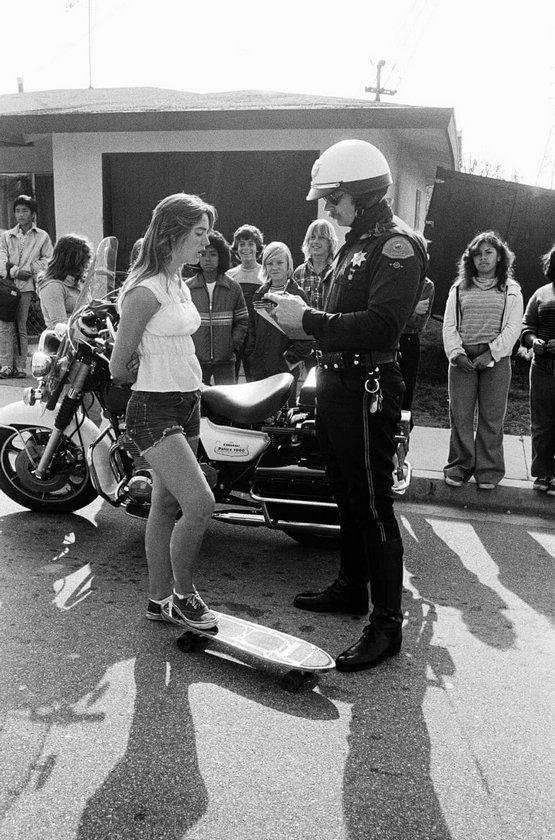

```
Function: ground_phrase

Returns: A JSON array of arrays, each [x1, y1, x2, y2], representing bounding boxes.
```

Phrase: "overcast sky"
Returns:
[[1, 0, 553, 188]]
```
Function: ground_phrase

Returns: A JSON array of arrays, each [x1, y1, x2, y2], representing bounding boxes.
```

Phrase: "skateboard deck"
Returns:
[[177, 611, 335, 691]]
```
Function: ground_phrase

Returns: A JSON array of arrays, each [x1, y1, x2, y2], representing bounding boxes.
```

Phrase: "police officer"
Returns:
[[266, 139, 427, 672]]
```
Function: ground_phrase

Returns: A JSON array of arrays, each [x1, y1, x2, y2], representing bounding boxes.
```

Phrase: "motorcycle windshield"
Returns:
[[73, 236, 119, 312]]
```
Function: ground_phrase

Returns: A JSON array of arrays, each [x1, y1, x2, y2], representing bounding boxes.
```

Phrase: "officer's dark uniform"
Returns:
[[299, 197, 427, 669]]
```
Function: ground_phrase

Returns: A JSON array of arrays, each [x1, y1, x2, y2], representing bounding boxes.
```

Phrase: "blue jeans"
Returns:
[[15, 290, 33, 369], [445, 356, 512, 485], [0, 320, 16, 369]]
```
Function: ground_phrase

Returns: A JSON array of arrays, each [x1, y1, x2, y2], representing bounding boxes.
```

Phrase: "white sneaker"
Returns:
[[444, 475, 463, 487]]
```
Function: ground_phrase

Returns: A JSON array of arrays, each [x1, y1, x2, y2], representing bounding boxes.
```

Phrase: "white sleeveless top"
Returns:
[[132, 274, 202, 392]]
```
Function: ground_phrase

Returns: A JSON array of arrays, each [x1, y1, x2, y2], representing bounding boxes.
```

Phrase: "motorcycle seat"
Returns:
[[201, 373, 294, 424]]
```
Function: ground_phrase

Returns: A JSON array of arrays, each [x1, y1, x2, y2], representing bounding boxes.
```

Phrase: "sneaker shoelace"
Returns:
[[182, 592, 206, 611]]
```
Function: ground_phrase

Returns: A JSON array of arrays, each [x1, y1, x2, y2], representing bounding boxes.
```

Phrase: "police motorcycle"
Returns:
[[0, 238, 411, 547]]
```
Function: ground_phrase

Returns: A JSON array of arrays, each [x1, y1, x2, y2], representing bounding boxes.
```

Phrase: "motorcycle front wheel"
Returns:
[[0, 424, 98, 513]]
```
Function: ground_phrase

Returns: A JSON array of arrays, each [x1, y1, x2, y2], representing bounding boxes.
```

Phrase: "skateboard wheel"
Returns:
[[281, 670, 306, 693], [177, 632, 198, 653]]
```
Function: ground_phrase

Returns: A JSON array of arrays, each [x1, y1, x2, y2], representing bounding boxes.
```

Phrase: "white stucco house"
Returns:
[[0, 87, 459, 270]]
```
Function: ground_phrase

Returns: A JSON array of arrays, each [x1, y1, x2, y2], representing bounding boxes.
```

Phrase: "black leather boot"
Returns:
[[335, 538, 404, 671], [335, 622, 402, 671], [293, 578, 369, 615]]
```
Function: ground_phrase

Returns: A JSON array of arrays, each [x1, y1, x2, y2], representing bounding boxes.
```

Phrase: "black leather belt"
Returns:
[[315, 350, 397, 371]]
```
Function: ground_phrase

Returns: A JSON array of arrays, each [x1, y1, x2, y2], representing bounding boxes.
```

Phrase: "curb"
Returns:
[[400, 470, 554, 518]]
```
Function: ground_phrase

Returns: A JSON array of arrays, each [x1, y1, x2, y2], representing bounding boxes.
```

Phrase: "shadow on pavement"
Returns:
[[342, 591, 455, 840], [0, 508, 339, 840]]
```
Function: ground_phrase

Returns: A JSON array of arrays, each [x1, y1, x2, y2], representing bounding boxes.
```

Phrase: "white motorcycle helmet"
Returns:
[[306, 139, 392, 201]]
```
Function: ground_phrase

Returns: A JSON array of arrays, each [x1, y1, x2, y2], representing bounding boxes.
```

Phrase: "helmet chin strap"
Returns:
[[354, 190, 388, 216]]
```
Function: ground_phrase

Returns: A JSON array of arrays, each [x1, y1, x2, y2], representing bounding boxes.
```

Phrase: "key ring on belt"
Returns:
[[364, 366, 380, 393]]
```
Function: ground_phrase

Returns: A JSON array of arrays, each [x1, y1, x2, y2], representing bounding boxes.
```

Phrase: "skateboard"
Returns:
[[176, 612, 335, 692]]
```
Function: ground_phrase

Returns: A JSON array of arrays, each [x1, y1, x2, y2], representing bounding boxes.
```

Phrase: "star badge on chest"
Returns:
[[350, 251, 367, 268]]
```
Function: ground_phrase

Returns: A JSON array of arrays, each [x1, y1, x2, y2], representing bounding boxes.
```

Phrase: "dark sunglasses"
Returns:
[[323, 190, 345, 206]]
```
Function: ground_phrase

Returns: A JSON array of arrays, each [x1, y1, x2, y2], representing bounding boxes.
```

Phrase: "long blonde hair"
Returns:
[[119, 193, 216, 305], [301, 219, 338, 261]]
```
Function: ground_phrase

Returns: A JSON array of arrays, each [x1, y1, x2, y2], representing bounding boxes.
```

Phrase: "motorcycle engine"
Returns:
[[126, 469, 153, 503], [114, 432, 154, 506]]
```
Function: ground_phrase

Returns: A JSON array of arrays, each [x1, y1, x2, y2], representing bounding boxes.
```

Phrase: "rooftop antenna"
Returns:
[[365, 59, 397, 102]]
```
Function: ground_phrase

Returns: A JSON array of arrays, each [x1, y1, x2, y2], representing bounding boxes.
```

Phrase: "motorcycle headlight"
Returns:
[[31, 351, 54, 378]]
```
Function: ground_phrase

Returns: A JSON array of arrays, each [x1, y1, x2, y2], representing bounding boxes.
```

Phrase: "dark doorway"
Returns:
[[103, 150, 318, 274]]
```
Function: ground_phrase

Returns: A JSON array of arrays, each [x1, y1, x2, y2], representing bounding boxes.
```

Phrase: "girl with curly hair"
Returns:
[[442, 231, 523, 489], [37, 233, 92, 329]]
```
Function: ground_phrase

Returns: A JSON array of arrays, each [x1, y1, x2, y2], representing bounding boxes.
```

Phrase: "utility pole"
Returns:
[[66, 0, 93, 88], [365, 59, 397, 102], [536, 124, 555, 189], [87, 0, 92, 88]]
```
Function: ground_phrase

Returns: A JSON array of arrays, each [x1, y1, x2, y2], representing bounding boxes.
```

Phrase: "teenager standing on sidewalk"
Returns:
[[0, 195, 52, 378], [247, 241, 315, 389], [110, 193, 218, 629], [227, 224, 264, 381], [293, 219, 338, 310], [186, 230, 248, 385], [521, 244, 555, 495], [442, 231, 523, 490]]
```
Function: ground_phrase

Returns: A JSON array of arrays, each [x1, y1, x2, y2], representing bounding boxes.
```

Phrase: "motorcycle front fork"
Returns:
[[34, 361, 91, 479]]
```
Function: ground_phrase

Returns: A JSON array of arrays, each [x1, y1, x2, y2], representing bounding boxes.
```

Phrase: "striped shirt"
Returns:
[[186, 272, 248, 363], [458, 286, 506, 345]]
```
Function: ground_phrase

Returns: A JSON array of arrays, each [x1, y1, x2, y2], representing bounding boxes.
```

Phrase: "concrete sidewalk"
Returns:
[[403, 425, 554, 518]]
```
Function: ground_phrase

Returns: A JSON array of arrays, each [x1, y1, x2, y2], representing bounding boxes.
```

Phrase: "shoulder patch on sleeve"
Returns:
[[382, 236, 415, 259]]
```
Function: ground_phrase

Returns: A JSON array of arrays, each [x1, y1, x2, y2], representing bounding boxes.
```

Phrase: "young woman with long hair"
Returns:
[[36, 233, 92, 328], [110, 192, 218, 628]]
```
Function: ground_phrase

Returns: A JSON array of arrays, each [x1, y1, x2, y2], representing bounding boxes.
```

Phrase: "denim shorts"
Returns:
[[125, 390, 201, 455]]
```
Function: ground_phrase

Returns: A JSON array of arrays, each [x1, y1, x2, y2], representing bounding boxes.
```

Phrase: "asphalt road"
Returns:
[[0, 483, 553, 839]]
